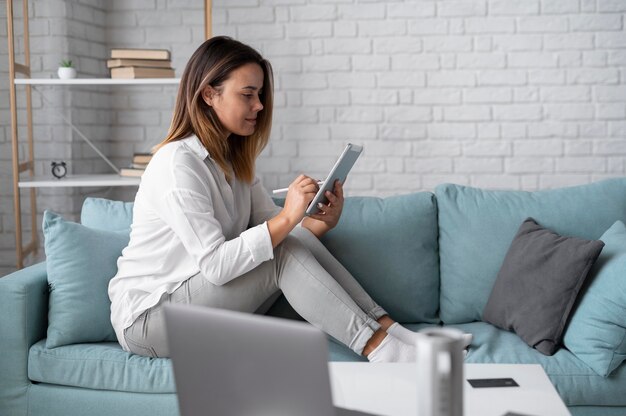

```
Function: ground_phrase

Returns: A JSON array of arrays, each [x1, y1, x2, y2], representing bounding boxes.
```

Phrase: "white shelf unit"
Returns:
[[17, 77, 180, 189], [18, 174, 142, 188], [6, 0, 212, 269], [14, 78, 181, 85], [16, 78, 179, 189], [16, 78, 180, 188]]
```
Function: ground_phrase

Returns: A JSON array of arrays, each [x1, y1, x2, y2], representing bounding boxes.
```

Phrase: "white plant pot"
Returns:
[[57, 67, 77, 79]]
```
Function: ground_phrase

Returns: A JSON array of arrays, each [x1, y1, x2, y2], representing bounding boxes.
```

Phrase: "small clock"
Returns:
[[51, 161, 67, 179]]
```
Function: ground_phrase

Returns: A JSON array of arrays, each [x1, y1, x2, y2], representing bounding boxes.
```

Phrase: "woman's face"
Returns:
[[203, 63, 265, 137]]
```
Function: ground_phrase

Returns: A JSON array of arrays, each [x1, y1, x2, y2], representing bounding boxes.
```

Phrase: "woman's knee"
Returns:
[[276, 234, 310, 260], [289, 226, 322, 253], [290, 225, 315, 241]]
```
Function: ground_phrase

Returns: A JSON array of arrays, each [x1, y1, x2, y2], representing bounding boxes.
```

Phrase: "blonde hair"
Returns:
[[153, 36, 274, 184]]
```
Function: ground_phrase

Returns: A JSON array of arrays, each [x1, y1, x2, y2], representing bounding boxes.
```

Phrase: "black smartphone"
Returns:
[[467, 378, 519, 388]]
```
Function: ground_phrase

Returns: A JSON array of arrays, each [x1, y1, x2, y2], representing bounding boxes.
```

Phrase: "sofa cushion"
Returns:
[[43, 211, 129, 348], [456, 322, 626, 407], [483, 218, 604, 356], [81, 197, 133, 231], [320, 193, 440, 323], [29, 333, 384, 392], [564, 220, 626, 377], [436, 178, 626, 324], [328, 323, 433, 362], [28, 340, 176, 393]]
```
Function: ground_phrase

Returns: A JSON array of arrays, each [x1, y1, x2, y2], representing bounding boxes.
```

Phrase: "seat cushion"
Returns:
[[456, 322, 626, 407], [436, 178, 626, 324], [328, 339, 368, 362], [327, 323, 434, 362], [28, 340, 176, 393], [29, 334, 382, 391]]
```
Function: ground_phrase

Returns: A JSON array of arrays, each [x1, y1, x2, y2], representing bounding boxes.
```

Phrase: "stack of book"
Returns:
[[108, 48, 174, 79], [120, 153, 152, 177]]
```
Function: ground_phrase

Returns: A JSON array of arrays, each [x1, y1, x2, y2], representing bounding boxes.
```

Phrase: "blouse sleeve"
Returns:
[[154, 186, 275, 286], [249, 176, 282, 227]]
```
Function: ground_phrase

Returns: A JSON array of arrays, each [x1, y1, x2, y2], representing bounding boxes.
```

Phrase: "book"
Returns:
[[110, 67, 175, 79], [107, 58, 172, 69], [119, 168, 145, 177], [133, 153, 152, 164], [130, 162, 149, 170], [110, 48, 171, 60]]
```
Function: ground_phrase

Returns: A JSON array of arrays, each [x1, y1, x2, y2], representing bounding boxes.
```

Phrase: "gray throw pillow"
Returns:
[[482, 218, 604, 356]]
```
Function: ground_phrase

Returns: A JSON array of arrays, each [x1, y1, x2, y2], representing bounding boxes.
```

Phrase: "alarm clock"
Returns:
[[51, 161, 67, 179]]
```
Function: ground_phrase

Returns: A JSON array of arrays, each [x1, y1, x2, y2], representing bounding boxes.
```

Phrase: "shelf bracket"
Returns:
[[18, 161, 33, 173], [15, 63, 30, 76]]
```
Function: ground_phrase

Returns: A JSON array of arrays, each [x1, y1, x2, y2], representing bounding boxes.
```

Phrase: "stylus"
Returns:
[[272, 181, 324, 195]]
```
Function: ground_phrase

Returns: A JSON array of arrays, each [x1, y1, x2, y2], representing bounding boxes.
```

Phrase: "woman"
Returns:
[[108, 36, 426, 362]]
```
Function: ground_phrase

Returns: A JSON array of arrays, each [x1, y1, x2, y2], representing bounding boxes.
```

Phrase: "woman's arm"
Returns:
[[249, 176, 282, 226], [154, 186, 275, 286]]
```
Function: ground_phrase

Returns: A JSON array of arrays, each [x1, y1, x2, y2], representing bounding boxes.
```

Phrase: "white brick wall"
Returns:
[[1, 0, 113, 272], [1, 0, 626, 273], [244, 0, 625, 194]]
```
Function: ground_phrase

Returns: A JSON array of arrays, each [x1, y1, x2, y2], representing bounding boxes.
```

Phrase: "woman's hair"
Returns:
[[153, 36, 274, 184]]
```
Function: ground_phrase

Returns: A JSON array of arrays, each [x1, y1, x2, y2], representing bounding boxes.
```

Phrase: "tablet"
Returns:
[[305, 143, 363, 216]]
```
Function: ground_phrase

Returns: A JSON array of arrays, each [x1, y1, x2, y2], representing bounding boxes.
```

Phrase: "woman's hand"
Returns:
[[302, 180, 344, 238], [282, 174, 320, 224], [268, 175, 320, 247]]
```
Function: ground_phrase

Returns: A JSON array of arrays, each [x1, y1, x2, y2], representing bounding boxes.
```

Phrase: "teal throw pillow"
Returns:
[[43, 210, 129, 348], [81, 197, 133, 231], [564, 220, 626, 377]]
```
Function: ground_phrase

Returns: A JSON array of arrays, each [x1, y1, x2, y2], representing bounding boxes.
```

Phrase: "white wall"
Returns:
[[0, 0, 112, 274], [1, 0, 625, 273], [228, 0, 626, 194]]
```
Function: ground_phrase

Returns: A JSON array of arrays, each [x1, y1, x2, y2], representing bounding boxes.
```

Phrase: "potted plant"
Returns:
[[57, 59, 77, 79]]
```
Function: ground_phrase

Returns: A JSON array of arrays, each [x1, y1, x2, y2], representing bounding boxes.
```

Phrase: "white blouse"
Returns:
[[108, 135, 281, 351]]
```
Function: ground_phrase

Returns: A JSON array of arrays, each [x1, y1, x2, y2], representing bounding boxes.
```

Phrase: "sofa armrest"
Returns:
[[0, 262, 49, 416]]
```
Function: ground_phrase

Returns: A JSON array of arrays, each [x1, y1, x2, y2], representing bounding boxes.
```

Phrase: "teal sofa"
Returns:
[[3, 178, 626, 416]]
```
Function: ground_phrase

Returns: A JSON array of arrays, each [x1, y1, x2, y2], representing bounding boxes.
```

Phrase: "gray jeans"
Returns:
[[124, 227, 387, 358]]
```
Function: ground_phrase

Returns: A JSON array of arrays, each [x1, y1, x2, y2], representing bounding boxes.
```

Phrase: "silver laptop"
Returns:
[[164, 304, 378, 416]]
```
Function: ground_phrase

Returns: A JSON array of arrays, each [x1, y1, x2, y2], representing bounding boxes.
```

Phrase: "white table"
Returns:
[[329, 363, 570, 416]]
